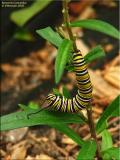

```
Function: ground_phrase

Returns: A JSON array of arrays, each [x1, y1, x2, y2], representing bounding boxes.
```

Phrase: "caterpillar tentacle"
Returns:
[[46, 51, 93, 113]]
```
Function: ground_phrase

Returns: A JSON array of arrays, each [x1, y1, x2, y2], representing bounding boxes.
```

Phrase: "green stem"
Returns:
[[87, 106, 101, 159], [62, 0, 77, 52], [62, 1, 101, 159]]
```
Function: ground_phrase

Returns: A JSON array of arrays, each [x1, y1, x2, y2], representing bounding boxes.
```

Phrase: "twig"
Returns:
[[62, 0, 78, 52], [51, 141, 69, 157], [87, 106, 101, 159]]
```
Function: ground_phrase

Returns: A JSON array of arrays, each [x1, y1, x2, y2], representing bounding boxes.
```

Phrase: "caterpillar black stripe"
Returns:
[[46, 50, 93, 113]]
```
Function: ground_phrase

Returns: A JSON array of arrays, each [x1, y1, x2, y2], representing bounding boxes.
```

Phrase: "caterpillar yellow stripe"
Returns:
[[46, 50, 93, 112]]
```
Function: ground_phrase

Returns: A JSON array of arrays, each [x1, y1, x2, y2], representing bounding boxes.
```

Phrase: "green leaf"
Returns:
[[96, 95, 120, 134], [65, 64, 74, 72], [49, 124, 84, 146], [53, 88, 62, 97], [102, 154, 111, 160], [55, 39, 72, 84], [102, 147, 120, 160], [96, 121, 108, 134], [62, 86, 71, 98], [70, 19, 120, 39], [36, 27, 63, 47], [67, 52, 73, 63], [111, 104, 120, 117], [28, 102, 39, 110], [77, 140, 96, 160], [84, 45, 105, 63], [14, 29, 34, 41], [18, 104, 29, 111], [0, 108, 84, 131], [10, 0, 53, 26], [101, 129, 113, 152]]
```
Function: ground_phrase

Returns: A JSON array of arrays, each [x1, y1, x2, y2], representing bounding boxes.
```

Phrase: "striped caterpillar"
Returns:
[[27, 50, 93, 119], [46, 50, 92, 112]]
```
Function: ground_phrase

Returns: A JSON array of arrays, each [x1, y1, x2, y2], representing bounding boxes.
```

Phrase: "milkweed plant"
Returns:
[[1, 0, 120, 159]]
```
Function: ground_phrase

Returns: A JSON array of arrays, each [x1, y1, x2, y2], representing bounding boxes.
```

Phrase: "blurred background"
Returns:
[[1, 0, 119, 159]]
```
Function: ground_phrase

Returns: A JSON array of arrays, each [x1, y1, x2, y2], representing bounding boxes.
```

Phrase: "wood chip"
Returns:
[[35, 154, 54, 160], [79, 7, 96, 20], [104, 44, 113, 52], [62, 136, 76, 145], [89, 70, 119, 102], [11, 146, 26, 160], [104, 66, 120, 89], [0, 149, 6, 157], [6, 127, 28, 143], [76, 40, 90, 56]]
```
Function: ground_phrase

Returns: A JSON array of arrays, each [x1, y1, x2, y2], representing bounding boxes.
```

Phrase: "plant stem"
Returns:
[[87, 106, 101, 159], [62, 0, 78, 52], [62, 0, 101, 159]]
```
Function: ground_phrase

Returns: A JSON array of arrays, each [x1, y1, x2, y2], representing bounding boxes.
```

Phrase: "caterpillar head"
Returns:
[[46, 94, 56, 105]]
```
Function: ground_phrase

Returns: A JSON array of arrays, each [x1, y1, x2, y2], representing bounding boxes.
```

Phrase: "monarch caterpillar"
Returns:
[[46, 50, 92, 113], [27, 50, 92, 118]]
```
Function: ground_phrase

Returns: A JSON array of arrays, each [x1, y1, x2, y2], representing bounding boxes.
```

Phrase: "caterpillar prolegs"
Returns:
[[46, 51, 93, 113]]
